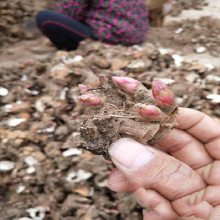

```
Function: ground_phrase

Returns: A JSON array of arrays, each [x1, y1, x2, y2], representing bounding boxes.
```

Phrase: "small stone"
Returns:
[[206, 94, 220, 103], [2, 104, 13, 112], [26, 166, 36, 174], [206, 75, 220, 83], [24, 156, 38, 166], [205, 63, 215, 71], [185, 73, 199, 83], [172, 54, 184, 67], [176, 97, 184, 105], [62, 148, 82, 157], [37, 126, 55, 134], [20, 75, 28, 81], [175, 28, 184, 34], [2, 102, 31, 113], [156, 78, 175, 85], [0, 161, 15, 172], [27, 206, 48, 220], [159, 48, 172, 55], [111, 57, 129, 71], [66, 169, 93, 183], [35, 100, 46, 112], [128, 59, 152, 72], [16, 185, 26, 193], [62, 55, 83, 64], [24, 89, 40, 96], [195, 46, 207, 54], [7, 117, 27, 127], [0, 86, 9, 96], [59, 87, 68, 100]]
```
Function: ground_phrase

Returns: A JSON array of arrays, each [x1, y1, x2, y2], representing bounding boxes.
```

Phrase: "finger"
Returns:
[[205, 138, 220, 160], [108, 171, 178, 219], [108, 169, 138, 192], [143, 211, 165, 220], [109, 138, 205, 201], [172, 199, 213, 219], [176, 108, 220, 143], [158, 128, 213, 169], [196, 161, 220, 185], [134, 188, 178, 219], [173, 186, 220, 209], [209, 206, 220, 220], [176, 108, 220, 159]]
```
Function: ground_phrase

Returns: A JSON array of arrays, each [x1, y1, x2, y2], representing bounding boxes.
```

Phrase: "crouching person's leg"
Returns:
[[36, 10, 94, 51]]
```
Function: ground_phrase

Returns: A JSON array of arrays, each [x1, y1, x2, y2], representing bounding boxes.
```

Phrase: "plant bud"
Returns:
[[152, 79, 175, 107], [112, 76, 142, 95], [78, 93, 103, 107], [78, 84, 91, 94], [134, 103, 165, 121]]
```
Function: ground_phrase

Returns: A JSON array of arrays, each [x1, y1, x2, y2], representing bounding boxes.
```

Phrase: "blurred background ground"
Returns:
[[0, 0, 220, 219]]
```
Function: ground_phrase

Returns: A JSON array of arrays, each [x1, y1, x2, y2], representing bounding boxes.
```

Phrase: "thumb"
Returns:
[[109, 138, 205, 201], [109, 138, 158, 188], [109, 138, 155, 171]]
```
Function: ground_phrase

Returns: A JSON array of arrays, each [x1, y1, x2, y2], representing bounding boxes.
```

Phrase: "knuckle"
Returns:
[[206, 186, 220, 206], [188, 189, 206, 205], [187, 186, 220, 207], [154, 161, 191, 200], [201, 161, 218, 184], [163, 168, 184, 199], [205, 161, 220, 184]]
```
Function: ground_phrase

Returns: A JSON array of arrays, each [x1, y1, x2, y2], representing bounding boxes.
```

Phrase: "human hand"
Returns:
[[108, 108, 220, 219]]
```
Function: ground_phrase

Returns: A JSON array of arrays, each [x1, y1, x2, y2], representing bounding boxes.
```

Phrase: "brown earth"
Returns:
[[0, 0, 219, 220], [148, 17, 220, 57]]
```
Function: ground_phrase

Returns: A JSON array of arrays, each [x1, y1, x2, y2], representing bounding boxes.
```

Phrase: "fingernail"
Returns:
[[109, 138, 154, 169]]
